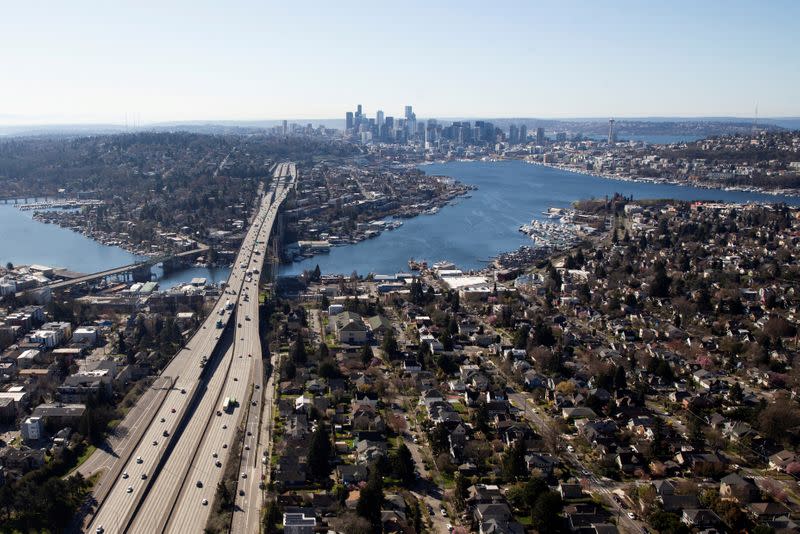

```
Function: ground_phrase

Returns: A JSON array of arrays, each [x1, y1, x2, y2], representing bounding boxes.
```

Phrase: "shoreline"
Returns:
[[420, 156, 800, 199]]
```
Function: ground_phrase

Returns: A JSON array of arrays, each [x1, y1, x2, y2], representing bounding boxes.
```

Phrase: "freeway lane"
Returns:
[[87, 164, 294, 534]]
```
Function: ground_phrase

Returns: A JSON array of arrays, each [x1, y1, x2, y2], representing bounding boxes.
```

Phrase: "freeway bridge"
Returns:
[[85, 163, 296, 533]]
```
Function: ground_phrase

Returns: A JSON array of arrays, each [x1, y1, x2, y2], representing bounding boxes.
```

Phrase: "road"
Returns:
[[78, 376, 171, 481], [87, 163, 296, 533], [508, 393, 644, 534]]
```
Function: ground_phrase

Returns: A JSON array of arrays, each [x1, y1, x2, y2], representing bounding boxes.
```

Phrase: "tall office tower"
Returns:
[[376, 110, 384, 139], [536, 127, 545, 145], [282, 120, 288, 135], [519, 125, 528, 143], [607, 119, 616, 144], [404, 105, 413, 120], [355, 104, 363, 129], [509, 124, 519, 144], [346, 112, 354, 130]]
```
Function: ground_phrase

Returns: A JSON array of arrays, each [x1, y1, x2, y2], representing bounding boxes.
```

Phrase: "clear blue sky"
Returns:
[[1, 0, 798, 124]]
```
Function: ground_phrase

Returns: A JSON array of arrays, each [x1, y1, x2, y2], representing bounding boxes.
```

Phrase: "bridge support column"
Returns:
[[131, 265, 152, 283]]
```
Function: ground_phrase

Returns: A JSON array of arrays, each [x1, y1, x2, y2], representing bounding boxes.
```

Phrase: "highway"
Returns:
[[87, 163, 295, 534]]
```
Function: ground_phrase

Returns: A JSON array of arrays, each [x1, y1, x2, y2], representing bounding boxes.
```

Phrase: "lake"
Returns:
[[0, 204, 229, 290], [278, 160, 800, 277]]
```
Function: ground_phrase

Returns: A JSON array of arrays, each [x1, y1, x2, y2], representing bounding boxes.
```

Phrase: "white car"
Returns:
[[122, 472, 129, 479], [202, 499, 208, 506]]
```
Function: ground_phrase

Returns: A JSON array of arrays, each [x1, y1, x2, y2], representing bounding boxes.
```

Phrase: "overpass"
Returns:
[[85, 163, 296, 533]]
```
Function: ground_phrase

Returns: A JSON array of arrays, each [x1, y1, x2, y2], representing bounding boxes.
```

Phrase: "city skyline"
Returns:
[[2, 0, 800, 125]]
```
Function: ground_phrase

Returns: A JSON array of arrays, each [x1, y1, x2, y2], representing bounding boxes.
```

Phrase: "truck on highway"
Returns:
[[216, 319, 224, 329], [225, 299, 233, 310], [222, 397, 231, 412]]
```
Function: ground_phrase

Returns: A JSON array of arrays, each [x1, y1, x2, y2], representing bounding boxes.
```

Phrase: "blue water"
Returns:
[[0, 204, 229, 288], [279, 160, 800, 277]]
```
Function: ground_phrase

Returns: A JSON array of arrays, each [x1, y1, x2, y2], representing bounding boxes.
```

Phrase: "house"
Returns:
[[681, 508, 721, 529], [768, 450, 797, 472], [337, 464, 368, 485], [367, 315, 392, 336], [747, 502, 792, 521], [333, 312, 369, 344], [355, 439, 387, 465], [719, 473, 759, 504], [525, 453, 558, 475], [283, 509, 316, 534], [352, 406, 385, 433], [559, 481, 584, 500], [562, 407, 598, 420], [474, 502, 512, 526]]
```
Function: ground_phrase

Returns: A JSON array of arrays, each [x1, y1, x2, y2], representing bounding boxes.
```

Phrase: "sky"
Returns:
[[1, 0, 799, 125]]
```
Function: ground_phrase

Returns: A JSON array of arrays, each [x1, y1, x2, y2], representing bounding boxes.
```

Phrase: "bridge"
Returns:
[[15, 245, 209, 298]]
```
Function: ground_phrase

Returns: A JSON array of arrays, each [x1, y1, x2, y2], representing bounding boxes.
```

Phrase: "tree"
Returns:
[[291, 333, 307, 365], [531, 491, 563, 532], [453, 472, 468, 511], [391, 443, 415, 485], [333, 513, 372, 534], [474, 401, 490, 435], [317, 341, 329, 361], [513, 324, 531, 349], [613, 365, 627, 391], [308, 423, 332, 480], [357, 469, 384, 530], [262, 498, 281, 533], [381, 328, 398, 358], [361, 343, 374, 365], [502, 437, 527, 481], [5, 262, 12, 270], [650, 261, 671, 298]]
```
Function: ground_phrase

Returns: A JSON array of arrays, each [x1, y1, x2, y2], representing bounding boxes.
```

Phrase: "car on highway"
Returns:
[[223, 424, 227, 429], [252, 400, 257, 405], [152, 440, 158, 446], [215, 460, 222, 467], [96, 527, 104, 533], [245, 444, 250, 450], [122, 472, 129, 479], [181, 388, 186, 394], [171, 408, 176, 413], [141, 473, 147, 480], [223, 443, 228, 448], [163, 430, 169, 437], [136, 456, 143, 464], [212, 451, 218, 458], [627, 512, 636, 520], [216, 410, 222, 416], [241, 472, 247, 479], [196, 480, 203, 488], [127, 486, 133, 493], [202, 499, 208, 506], [160, 417, 166, 423]]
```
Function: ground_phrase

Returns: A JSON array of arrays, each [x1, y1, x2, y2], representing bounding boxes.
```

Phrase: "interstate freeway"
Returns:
[[87, 162, 296, 534]]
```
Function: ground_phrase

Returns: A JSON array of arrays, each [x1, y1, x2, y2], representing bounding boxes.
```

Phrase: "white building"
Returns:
[[21, 416, 43, 441], [72, 326, 98, 346]]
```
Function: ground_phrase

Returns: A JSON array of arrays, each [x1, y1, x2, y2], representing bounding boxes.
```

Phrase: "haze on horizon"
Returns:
[[2, 0, 799, 126]]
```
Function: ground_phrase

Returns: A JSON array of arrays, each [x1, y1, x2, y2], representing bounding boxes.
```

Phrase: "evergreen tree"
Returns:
[[308, 423, 332, 480], [357, 468, 384, 530], [391, 443, 415, 485], [361, 343, 374, 365]]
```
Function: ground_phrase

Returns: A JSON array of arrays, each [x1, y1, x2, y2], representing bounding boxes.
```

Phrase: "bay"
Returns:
[[279, 160, 800, 277]]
